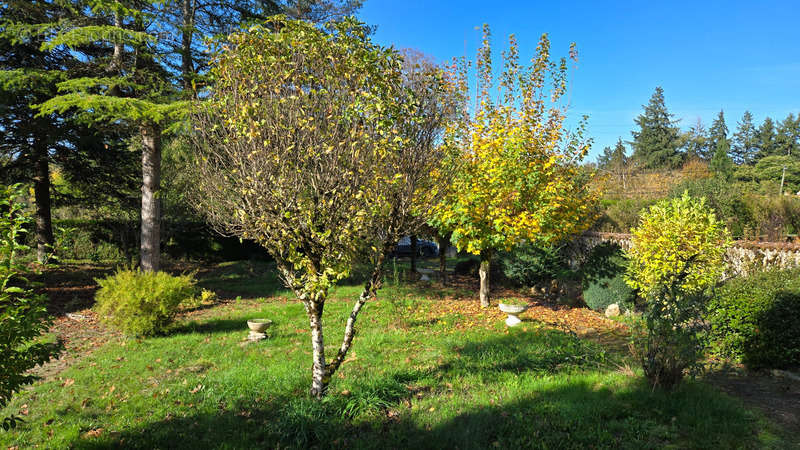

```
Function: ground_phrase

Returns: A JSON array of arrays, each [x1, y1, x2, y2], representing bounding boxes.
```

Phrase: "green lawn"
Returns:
[[1, 265, 793, 449]]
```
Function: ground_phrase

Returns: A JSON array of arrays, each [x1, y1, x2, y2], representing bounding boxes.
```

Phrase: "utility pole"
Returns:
[[780, 144, 791, 196]]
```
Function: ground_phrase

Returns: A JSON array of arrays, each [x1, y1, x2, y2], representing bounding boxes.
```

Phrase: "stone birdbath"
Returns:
[[247, 319, 272, 341], [498, 303, 528, 327]]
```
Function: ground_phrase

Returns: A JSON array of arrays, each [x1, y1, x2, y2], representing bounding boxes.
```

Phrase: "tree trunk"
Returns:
[[479, 249, 491, 308], [322, 242, 392, 395], [32, 141, 53, 263], [409, 234, 418, 274], [140, 124, 161, 272], [437, 233, 449, 285], [307, 301, 328, 398], [181, 0, 195, 93], [108, 12, 123, 97]]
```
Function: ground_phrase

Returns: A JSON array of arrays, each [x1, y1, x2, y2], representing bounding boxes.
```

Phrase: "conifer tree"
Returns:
[[35, 0, 186, 272], [776, 113, 800, 159], [756, 117, 778, 160], [708, 110, 728, 155], [631, 87, 682, 169], [684, 118, 710, 161], [731, 111, 758, 165], [0, 0, 82, 263], [710, 136, 734, 180]]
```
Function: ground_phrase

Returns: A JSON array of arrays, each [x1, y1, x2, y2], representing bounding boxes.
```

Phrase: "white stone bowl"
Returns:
[[498, 303, 528, 327], [498, 303, 528, 314], [247, 319, 273, 333]]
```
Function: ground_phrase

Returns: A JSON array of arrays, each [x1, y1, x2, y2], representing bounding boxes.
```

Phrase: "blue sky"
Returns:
[[359, 1, 800, 161]]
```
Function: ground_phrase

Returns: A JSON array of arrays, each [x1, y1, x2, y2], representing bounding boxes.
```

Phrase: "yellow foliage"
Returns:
[[431, 27, 599, 255]]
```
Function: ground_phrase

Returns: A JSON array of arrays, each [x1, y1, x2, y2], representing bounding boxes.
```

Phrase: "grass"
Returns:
[[1, 262, 794, 449]]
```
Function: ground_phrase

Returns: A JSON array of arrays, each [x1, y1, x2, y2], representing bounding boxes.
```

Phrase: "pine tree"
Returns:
[[631, 87, 682, 169], [756, 117, 778, 160], [0, 0, 80, 262], [731, 111, 758, 165], [684, 118, 710, 161], [34, 0, 186, 272], [708, 110, 728, 155], [776, 113, 800, 159], [710, 136, 734, 180]]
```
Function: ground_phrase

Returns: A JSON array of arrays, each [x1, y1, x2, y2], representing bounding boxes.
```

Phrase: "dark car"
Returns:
[[392, 236, 438, 257]]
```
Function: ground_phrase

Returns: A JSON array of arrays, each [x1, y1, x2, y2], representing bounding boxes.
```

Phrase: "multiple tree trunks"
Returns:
[[140, 124, 162, 273], [305, 244, 390, 398]]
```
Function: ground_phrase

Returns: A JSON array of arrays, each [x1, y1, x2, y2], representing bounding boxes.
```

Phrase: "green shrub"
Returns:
[[583, 272, 635, 313], [1, 184, 62, 429], [94, 270, 198, 336], [580, 243, 635, 313], [626, 193, 731, 390], [709, 268, 800, 369], [670, 178, 754, 239], [626, 193, 731, 296], [498, 243, 571, 287], [594, 197, 657, 233]]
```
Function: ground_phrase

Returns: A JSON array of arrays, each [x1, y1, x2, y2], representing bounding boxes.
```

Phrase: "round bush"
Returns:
[[626, 192, 731, 296], [709, 268, 800, 369], [94, 270, 197, 336], [583, 273, 635, 313], [580, 243, 635, 312]]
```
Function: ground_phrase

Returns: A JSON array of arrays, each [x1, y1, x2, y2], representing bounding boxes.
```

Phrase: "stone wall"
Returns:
[[575, 232, 800, 278]]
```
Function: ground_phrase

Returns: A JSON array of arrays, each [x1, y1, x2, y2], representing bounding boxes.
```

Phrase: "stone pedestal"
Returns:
[[248, 330, 267, 341]]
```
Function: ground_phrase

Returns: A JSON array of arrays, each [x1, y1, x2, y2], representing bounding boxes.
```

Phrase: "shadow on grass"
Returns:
[[67, 327, 775, 449], [70, 375, 765, 449], [170, 318, 252, 335]]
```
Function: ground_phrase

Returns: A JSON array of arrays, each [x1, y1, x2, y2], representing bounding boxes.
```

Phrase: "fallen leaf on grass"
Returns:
[[190, 384, 204, 394], [82, 428, 103, 438], [62, 379, 75, 387]]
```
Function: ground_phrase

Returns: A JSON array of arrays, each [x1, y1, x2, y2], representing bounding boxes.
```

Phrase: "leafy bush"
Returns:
[[94, 270, 198, 336], [626, 192, 731, 296], [709, 268, 800, 369], [583, 272, 635, 313], [594, 197, 657, 233], [626, 193, 731, 389], [498, 243, 571, 287], [1, 184, 62, 429], [670, 178, 754, 239], [581, 243, 635, 313]]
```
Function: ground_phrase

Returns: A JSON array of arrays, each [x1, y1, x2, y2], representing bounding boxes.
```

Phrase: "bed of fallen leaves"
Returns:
[[403, 278, 630, 351]]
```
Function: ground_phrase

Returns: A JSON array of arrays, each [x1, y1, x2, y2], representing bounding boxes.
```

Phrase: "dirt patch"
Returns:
[[705, 367, 800, 436], [33, 309, 121, 380]]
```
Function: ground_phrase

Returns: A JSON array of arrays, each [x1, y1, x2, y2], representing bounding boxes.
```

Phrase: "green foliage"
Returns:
[[626, 193, 731, 389], [581, 244, 635, 313], [670, 177, 753, 238], [626, 193, 731, 296], [630, 283, 710, 390], [94, 269, 197, 337], [709, 268, 800, 369], [710, 137, 734, 180], [594, 197, 657, 233], [0, 287, 786, 448], [731, 111, 758, 165], [631, 87, 683, 169], [498, 243, 570, 287], [0, 184, 61, 429], [193, 16, 411, 298]]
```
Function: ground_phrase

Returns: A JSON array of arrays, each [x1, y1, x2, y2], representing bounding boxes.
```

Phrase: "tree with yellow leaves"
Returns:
[[431, 25, 599, 307]]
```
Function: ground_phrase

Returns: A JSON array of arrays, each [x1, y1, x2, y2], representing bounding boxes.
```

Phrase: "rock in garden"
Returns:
[[605, 303, 620, 318]]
